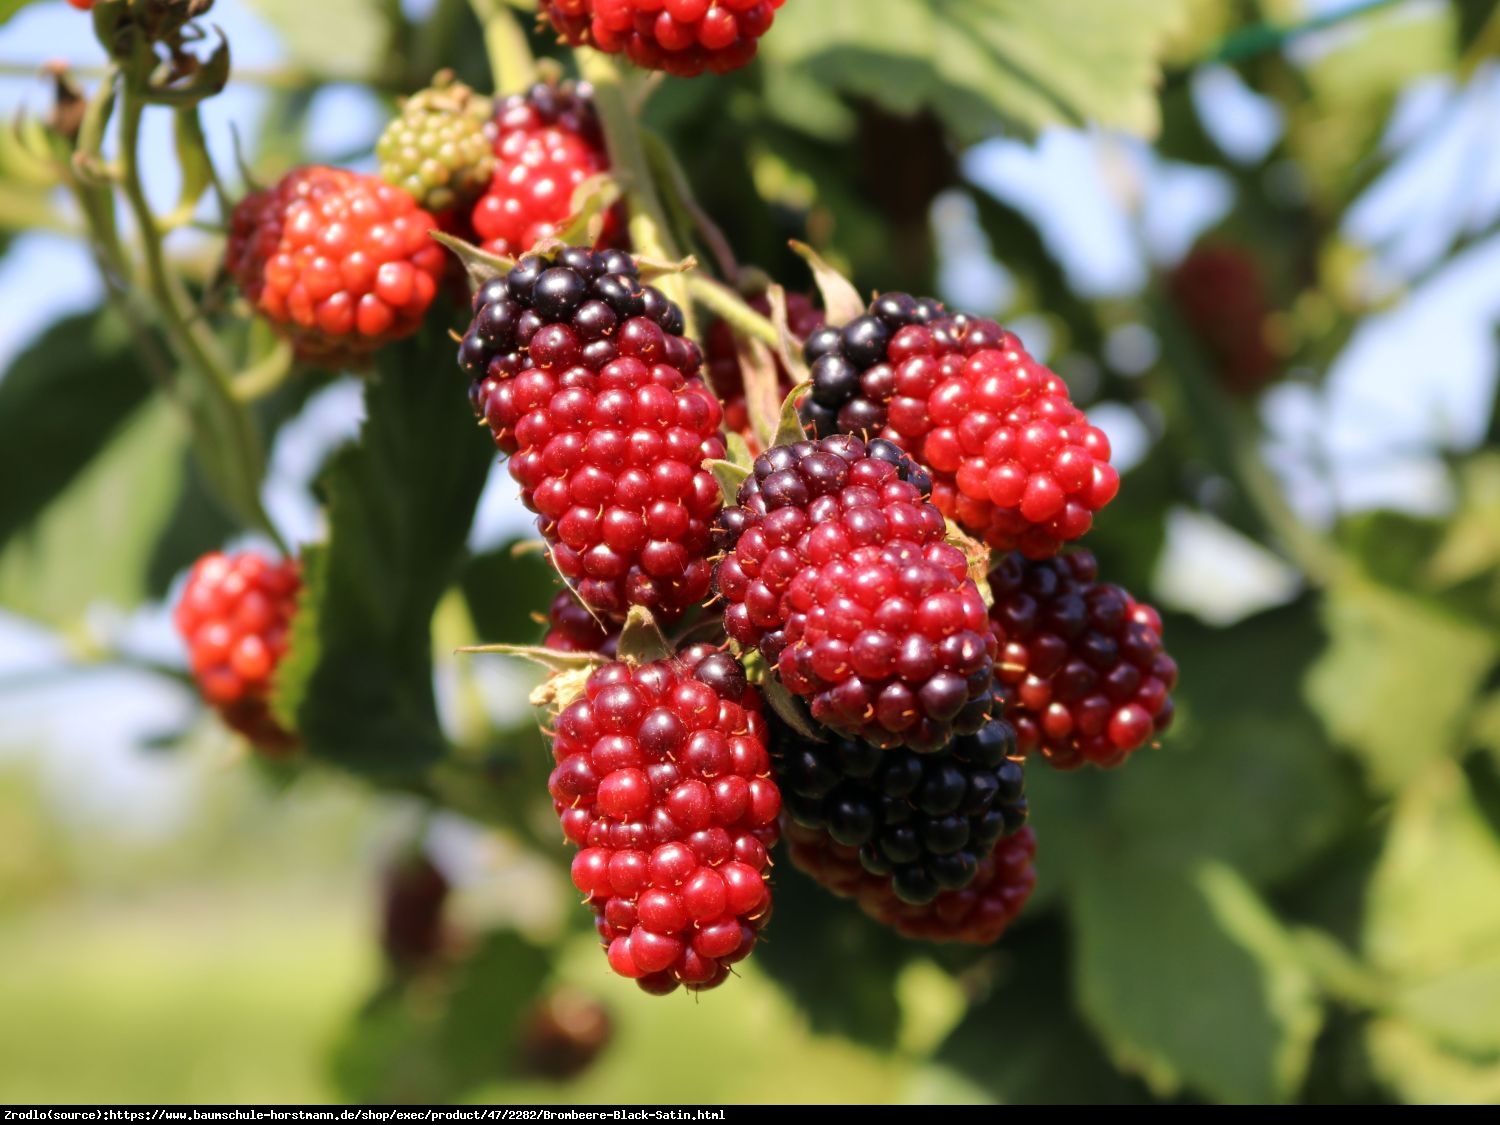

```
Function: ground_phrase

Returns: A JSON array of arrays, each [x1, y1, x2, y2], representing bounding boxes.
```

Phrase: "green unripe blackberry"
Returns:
[[376, 72, 495, 214]]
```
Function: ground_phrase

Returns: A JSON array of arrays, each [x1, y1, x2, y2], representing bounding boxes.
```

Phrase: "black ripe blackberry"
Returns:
[[770, 711, 1028, 905], [799, 292, 946, 438]]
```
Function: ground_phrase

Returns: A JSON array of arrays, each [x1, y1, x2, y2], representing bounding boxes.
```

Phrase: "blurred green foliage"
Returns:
[[2, 0, 1500, 1107]]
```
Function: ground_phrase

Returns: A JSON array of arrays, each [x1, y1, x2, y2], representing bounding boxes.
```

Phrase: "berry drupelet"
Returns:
[[543, 589, 621, 656], [226, 166, 446, 368], [540, 0, 786, 78], [460, 248, 725, 624], [173, 551, 301, 753], [550, 648, 781, 993], [988, 549, 1177, 769], [802, 294, 1118, 559], [472, 79, 618, 260], [376, 73, 496, 215], [771, 708, 1028, 904], [783, 819, 1037, 945], [715, 434, 996, 752]]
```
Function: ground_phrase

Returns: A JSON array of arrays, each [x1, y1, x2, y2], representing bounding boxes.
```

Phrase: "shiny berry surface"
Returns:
[[803, 295, 1118, 558], [715, 434, 995, 751], [540, 0, 786, 78], [989, 549, 1177, 769], [784, 820, 1036, 945], [173, 551, 301, 753], [461, 248, 725, 624], [472, 80, 618, 260], [771, 709, 1027, 904], [550, 648, 780, 993], [226, 166, 446, 368]]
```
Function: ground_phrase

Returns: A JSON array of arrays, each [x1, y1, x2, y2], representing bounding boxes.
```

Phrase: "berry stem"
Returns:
[[116, 81, 286, 553], [574, 47, 693, 333], [467, 0, 538, 96], [641, 130, 739, 279], [684, 276, 781, 350]]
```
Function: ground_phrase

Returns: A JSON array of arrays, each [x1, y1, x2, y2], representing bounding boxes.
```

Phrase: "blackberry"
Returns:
[[989, 549, 1177, 768], [471, 79, 620, 260], [770, 709, 1028, 904], [460, 248, 724, 624], [802, 294, 1118, 559], [714, 434, 994, 752], [783, 820, 1037, 945], [173, 550, 301, 753], [226, 166, 446, 367], [551, 647, 781, 993], [540, 0, 786, 78]]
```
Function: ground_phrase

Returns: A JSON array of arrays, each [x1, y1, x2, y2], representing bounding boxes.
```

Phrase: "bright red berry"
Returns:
[[540, 0, 785, 78], [715, 435, 996, 752], [988, 549, 1177, 769], [67, 0, 96, 9], [550, 649, 780, 993], [226, 166, 446, 368], [1167, 242, 1281, 396], [783, 819, 1036, 945], [471, 80, 620, 260], [705, 291, 824, 451], [173, 551, 301, 753], [459, 248, 725, 625], [802, 295, 1118, 559]]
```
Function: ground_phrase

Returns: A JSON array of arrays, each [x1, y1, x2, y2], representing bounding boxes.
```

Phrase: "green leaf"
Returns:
[[332, 930, 552, 1104], [1365, 1016, 1500, 1105], [0, 398, 185, 626], [460, 539, 562, 647], [273, 328, 493, 778], [1364, 762, 1500, 1060], [0, 310, 154, 553], [1073, 861, 1322, 1103], [1028, 604, 1357, 893], [934, 917, 1150, 1104], [753, 849, 907, 1049], [763, 0, 1192, 143], [0, 0, 43, 26], [1307, 578, 1497, 791]]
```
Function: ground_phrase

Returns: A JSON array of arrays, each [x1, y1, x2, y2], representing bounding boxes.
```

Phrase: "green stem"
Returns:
[[468, 0, 538, 96], [575, 48, 693, 330], [1204, 0, 1405, 65], [685, 275, 780, 349], [117, 83, 286, 554], [643, 129, 738, 278]]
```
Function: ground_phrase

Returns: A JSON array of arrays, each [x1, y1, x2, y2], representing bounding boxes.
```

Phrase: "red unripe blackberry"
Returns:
[[704, 290, 824, 450], [784, 820, 1036, 945], [460, 248, 725, 623], [543, 589, 620, 656], [988, 549, 1177, 769], [771, 709, 1027, 905], [380, 852, 449, 971], [471, 79, 620, 260], [1167, 243, 1281, 396], [802, 294, 1118, 559], [173, 550, 301, 753], [715, 434, 995, 752], [226, 166, 446, 368], [550, 647, 780, 993], [540, 0, 786, 78], [68, 0, 96, 8]]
